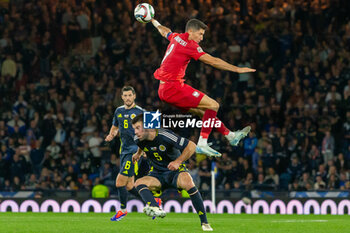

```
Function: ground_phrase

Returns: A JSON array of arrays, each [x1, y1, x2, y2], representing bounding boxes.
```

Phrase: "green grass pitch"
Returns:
[[1, 212, 350, 233]]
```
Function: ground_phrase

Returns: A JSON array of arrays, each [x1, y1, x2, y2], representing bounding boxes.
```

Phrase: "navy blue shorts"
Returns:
[[120, 154, 150, 178], [120, 154, 134, 177], [148, 164, 188, 190]]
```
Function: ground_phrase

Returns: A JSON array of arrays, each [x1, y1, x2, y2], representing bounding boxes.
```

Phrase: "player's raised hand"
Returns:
[[168, 161, 181, 171], [105, 134, 114, 142], [236, 67, 256, 73]]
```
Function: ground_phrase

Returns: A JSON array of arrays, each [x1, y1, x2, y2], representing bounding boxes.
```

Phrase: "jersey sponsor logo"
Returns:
[[131, 114, 136, 119], [192, 91, 200, 97], [143, 147, 149, 152], [159, 145, 166, 151], [144, 110, 161, 129], [151, 147, 157, 151], [118, 113, 123, 118], [197, 47, 203, 53]]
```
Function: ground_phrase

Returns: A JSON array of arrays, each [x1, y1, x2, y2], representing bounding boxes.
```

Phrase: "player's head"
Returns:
[[132, 113, 147, 140], [185, 19, 207, 43], [121, 86, 136, 107]]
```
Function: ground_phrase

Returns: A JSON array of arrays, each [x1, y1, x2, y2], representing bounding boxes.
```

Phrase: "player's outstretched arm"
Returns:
[[168, 141, 196, 171], [105, 125, 118, 141], [199, 53, 256, 73], [151, 19, 172, 39]]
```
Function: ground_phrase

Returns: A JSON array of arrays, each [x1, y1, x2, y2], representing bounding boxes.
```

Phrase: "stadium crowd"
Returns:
[[0, 0, 350, 195]]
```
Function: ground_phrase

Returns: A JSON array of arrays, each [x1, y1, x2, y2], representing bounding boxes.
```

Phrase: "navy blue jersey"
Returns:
[[112, 105, 144, 156], [134, 129, 190, 171]]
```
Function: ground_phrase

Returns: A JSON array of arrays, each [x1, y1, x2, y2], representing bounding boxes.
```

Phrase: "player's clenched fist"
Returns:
[[105, 134, 115, 142]]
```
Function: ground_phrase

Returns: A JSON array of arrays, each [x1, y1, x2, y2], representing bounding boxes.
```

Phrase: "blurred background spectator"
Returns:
[[0, 0, 349, 195]]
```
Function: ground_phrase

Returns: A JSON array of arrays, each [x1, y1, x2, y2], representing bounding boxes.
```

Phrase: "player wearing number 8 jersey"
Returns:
[[105, 86, 147, 221], [152, 18, 256, 157]]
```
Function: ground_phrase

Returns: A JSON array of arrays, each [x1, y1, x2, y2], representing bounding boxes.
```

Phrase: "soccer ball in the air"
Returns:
[[134, 3, 155, 23]]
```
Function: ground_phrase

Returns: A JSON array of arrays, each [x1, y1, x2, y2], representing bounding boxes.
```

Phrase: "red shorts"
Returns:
[[158, 81, 205, 112]]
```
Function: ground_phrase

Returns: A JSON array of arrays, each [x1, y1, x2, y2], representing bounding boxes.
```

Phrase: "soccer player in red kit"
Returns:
[[151, 18, 255, 157]]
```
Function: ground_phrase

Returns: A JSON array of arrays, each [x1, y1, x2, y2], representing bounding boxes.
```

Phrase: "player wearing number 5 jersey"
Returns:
[[131, 114, 213, 231], [152, 18, 255, 157], [105, 86, 147, 221]]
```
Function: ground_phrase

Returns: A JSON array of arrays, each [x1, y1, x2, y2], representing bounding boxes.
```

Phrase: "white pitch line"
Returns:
[[271, 220, 328, 223]]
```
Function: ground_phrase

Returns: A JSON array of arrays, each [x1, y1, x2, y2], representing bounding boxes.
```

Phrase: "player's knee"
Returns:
[[179, 174, 195, 190], [135, 179, 146, 187], [209, 101, 219, 112], [126, 183, 134, 191]]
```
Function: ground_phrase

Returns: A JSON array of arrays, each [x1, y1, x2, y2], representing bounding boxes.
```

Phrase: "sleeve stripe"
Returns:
[[135, 105, 144, 111], [162, 132, 178, 141], [166, 32, 172, 40], [159, 132, 177, 142]]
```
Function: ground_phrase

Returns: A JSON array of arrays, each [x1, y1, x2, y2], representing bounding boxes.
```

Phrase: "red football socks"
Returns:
[[214, 117, 230, 136], [200, 109, 217, 139]]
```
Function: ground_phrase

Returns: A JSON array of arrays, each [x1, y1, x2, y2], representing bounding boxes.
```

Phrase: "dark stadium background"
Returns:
[[0, 0, 349, 203]]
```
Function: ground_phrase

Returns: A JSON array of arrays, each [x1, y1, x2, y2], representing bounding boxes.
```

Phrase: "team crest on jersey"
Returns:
[[192, 91, 200, 97], [124, 114, 129, 118], [151, 147, 157, 151], [197, 47, 203, 53], [118, 113, 122, 118], [159, 145, 166, 152], [131, 114, 136, 119]]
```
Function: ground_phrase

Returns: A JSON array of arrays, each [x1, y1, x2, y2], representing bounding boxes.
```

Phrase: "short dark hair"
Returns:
[[185, 19, 208, 32], [131, 113, 143, 125], [122, 86, 135, 94]]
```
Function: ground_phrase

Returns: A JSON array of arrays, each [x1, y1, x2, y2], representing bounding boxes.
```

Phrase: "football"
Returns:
[[134, 3, 155, 23]]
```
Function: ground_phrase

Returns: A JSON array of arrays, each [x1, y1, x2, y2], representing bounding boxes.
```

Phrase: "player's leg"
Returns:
[[110, 173, 129, 221], [187, 95, 221, 156], [196, 95, 220, 143], [176, 172, 213, 231], [189, 108, 230, 136], [117, 154, 135, 209], [116, 173, 129, 209], [189, 107, 251, 146], [111, 154, 134, 221], [135, 176, 161, 207], [135, 176, 166, 218], [126, 176, 140, 197]]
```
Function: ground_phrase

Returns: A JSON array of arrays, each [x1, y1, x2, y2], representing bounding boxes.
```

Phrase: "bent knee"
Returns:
[[134, 179, 143, 187], [209, 101, 219, 112], [178, 174, 195, 190], [126, 183, 134, 191]]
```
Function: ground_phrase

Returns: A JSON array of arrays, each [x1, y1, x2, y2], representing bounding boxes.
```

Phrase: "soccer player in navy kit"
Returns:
[[131, 114, 213, 231], [106, 86, 148, 221]]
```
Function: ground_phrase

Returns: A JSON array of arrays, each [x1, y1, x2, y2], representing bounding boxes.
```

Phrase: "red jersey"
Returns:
[[154, 32, 206, 82]]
